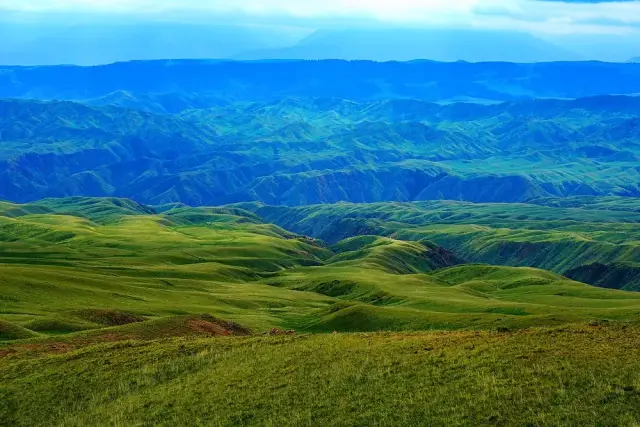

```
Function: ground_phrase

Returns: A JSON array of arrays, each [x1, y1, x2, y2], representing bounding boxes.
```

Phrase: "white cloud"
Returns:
[[0, 0, 503, 15], [0, 0, 133, 12], [2, 0, 640, 34]]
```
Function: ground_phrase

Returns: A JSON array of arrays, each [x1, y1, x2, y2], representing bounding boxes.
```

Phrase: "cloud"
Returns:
[[2, 0, 640, 34], [0, 0, 499, 15]]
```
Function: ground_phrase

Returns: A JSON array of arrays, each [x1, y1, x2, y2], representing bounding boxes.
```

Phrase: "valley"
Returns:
[[247, 197, 640, 290]]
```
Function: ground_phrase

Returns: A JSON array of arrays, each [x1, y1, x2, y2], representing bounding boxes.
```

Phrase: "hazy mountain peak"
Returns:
[[237, 27, 580, 63]]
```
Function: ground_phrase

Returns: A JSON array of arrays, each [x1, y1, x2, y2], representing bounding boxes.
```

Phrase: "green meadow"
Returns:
[[2, 197, 640, 340], [3, 197, 640, 425], [248, 197, 640, 290], [4, 324, 640, 426]]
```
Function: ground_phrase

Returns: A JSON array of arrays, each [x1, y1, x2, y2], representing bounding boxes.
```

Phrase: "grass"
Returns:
[[0, 320, 38, 341], [3, 197, 640, 339], [3, 197, 640, 425], [0, 198, 337, 335], [248, 197, 640, 290], [3, 323, 640, 426], [4, 78, 640, 425], [270, 263, 640, 333]]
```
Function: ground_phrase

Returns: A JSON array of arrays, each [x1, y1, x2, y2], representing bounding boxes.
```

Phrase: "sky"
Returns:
[[1, 0, 640, 35]]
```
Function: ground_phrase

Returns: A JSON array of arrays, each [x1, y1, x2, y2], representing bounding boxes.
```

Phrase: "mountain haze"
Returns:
[[3, 20, 636, 65], [238, 28, 580, 63], [4, 60, 640, 103], [0, 22, 306, 66]]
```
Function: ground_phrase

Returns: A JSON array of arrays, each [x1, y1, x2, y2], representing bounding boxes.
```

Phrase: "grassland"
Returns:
[[3, 323, 640, 426], [3, 196, 640, 341], [0, 198, 337, 336], [248, 197, 640, 291], [3, 197, 640, 425], [4, 60, 640, 425]]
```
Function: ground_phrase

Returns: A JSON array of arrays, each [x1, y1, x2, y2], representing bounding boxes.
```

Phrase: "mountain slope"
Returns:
[[1, 95, 640, 205], [245, 197, 640, 291]]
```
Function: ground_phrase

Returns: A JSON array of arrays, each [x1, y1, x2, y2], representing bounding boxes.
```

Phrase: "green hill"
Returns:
[[3, 197, 640, 425], [4, 59, 640, 426], [3, 197, 640, 343], [246, 197, 640, 291]]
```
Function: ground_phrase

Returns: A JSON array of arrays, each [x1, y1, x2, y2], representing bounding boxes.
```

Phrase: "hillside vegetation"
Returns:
[[3, 324, 640, 426], [246, 197, 640, 291], [1, 94, 640, 205], [2, 197, 640, 343], [3, 59, 640, 425]]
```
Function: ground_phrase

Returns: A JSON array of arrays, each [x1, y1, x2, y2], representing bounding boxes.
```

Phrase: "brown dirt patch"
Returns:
[[92, 333, 136, 343], [0, 348, 16, 358], [188, 319, 232, 336], [0, 342, 74, 358], [45, 343, 74, 354], [196, 314, 252, 336]]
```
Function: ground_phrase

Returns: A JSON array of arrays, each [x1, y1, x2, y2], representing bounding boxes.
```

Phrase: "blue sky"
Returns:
[[1, 0, 640, 35]]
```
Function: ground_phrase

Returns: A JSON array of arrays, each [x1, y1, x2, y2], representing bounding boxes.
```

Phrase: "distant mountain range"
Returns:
[[3, 59, 640, 103], [1, 93, 639, 205], [237, 28, 581, 63], [2, 60, 640, 207], [4, 21, 639, 65]]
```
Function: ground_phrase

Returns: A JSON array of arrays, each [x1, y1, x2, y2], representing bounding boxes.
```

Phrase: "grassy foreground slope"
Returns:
[[3, 324, 640, 426], [3, 197, 640, 341], [246, 196, 640, 291]]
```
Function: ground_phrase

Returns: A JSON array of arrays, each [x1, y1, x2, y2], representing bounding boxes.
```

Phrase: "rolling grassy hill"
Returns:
[[0, 197, 337, 336], [3, 58, 640, 426], [246, 197, 640, 291], [3, 197, 640, 425], [2, 197, 640, 343]]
